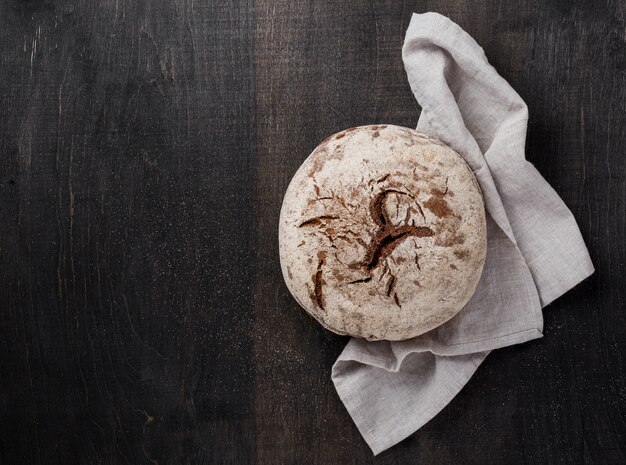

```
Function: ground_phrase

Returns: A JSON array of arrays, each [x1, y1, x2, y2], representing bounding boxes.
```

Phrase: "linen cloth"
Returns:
[[331, 12, 594, 455]]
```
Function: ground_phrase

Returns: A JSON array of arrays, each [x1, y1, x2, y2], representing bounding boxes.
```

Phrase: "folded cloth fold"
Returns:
[[331, 12, 594, 455]]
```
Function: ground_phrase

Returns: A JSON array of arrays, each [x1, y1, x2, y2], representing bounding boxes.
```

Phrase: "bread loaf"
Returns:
[[279, 125, 487, 341]]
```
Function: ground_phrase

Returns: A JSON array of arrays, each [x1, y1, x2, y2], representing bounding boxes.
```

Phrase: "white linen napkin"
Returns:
[[331, 12, 594, 455]]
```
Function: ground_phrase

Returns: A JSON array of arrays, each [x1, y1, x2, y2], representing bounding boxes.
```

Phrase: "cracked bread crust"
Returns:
[[279, 125, 487, 341]]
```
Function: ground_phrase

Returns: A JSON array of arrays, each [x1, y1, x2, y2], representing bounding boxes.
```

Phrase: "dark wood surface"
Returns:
[[1, 0, 624, 463]]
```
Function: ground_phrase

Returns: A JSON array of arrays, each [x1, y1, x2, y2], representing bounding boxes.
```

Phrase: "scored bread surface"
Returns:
[[279, 125, 487, 341]]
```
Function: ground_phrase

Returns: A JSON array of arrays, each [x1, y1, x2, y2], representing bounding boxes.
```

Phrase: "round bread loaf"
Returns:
[[279, 125, 487, 341]]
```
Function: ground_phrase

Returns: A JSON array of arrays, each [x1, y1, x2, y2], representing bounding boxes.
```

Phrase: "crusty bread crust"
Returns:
[[279, 125, 487, 341]]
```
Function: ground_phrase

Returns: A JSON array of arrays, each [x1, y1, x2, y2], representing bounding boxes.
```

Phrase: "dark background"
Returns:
[[1, 0, 624, 463]]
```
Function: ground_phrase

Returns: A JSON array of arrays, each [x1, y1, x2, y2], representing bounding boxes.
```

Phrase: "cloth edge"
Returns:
[[333, 351, 489, 455]]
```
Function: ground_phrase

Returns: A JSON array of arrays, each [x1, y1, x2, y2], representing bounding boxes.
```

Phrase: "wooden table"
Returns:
[[1, 1, 624, 463]]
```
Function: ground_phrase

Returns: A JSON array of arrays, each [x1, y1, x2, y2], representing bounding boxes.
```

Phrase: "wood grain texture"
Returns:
[[0, 0, 256, 463], [0, 0, 624, 464]]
